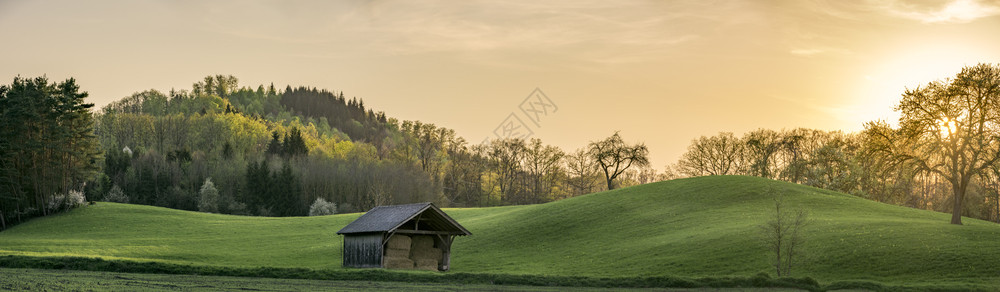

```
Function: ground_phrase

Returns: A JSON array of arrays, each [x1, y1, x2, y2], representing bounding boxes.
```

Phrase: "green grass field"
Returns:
[[1, 176, 998, 290]]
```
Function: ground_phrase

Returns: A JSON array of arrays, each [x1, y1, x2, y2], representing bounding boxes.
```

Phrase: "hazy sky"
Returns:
[[3, 0, 1000, 168]]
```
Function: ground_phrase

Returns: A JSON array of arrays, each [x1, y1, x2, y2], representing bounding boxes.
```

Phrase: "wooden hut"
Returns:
[[336, 202, 471, 271]]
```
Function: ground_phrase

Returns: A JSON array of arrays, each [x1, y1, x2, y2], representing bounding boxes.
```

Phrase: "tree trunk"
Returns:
[[951, 183, 965, 225], [606, 178, 614, 191], [995, 192, 999, 223]]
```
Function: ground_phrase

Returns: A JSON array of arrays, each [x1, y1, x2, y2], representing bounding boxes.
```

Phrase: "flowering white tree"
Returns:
[[198, 178, 219, 213], [309, 197, 337, 216]]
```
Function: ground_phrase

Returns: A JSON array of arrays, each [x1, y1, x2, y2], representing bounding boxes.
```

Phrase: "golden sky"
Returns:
[[3, 0, 1000, 168]]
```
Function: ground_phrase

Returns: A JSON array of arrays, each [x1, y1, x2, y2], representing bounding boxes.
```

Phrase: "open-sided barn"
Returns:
[[336, 202, 471, 271]]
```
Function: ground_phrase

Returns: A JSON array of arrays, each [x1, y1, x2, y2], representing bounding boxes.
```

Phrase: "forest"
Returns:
[[1, 74, 653, 228], [3, 65, 999, 228]]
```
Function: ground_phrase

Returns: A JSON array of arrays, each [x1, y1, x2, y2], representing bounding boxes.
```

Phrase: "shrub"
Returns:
[[219, 194, 248, 215], [67, 190, 86, 206], [47, 190, 87, 212], [103, 185, 129, 203], [309, 197, 337, 216]]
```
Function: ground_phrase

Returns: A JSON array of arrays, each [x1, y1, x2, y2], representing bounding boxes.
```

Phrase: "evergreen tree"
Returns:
[[266, 131, 283, 156], [273, 162, 301, 216], [245, 159, 271, 213], [285, 127, 308, 157], [222, 142, 234, 160], [0, 76, 99, 228]]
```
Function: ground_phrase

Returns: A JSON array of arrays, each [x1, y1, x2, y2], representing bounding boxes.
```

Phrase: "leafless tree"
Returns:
[[589, 132, 650, 190], [565, 148, 601, 195], [759, 187, 808, 277], [677, 132, 747, 177]]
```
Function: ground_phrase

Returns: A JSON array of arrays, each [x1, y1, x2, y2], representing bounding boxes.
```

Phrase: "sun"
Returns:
[[856, 35, 989, 128], [939, 118, 957, 139]]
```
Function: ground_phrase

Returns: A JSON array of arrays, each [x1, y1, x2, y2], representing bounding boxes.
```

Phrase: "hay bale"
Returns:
[[410, 247, 442, 261], [414, 258, 438, 271], [386, 234, 411, 250], [385, 247, 410, 258], [383, 256, 414, 269], [411, 235, 435, 249]]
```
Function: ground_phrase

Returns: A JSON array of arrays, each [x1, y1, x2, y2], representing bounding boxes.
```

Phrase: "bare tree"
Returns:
[[487, 138, 527, 203], [759, 187, 808, 277], [588, 132, 650, 190], [745, 129, 783, 179], [523, 138, 565, 203], [677, 132, 747, 177], [565, 148, 601, 196]]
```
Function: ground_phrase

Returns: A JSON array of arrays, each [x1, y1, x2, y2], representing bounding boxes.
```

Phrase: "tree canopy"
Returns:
[[589, 132, 650, 190], [866, 63, 1000, 225], [0, 76, 99, 229]]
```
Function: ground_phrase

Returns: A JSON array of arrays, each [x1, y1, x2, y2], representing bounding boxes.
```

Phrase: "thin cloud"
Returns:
[[790, 49, 826, 56], [334, 0, 724, 65], [789, 47, 852, 57], [883, 0, 1000, 23]]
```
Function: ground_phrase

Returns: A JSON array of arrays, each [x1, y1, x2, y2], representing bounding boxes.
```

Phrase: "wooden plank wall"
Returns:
[[343, 233, 384, 268]]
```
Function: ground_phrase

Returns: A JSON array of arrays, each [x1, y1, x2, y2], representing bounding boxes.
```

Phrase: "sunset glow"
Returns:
[[940, 118, 958, 138], [5, 2, 1000, 287], [2, 0, 999, 167]]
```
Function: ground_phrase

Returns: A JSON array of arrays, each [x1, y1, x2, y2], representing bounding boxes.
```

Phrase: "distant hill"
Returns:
[[1, 176, 997, 288]]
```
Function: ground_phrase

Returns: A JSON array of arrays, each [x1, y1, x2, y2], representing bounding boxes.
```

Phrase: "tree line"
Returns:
[[80, 75, 654, 219], [669, 63, 1000, 224], [7, 64, 994, 226]]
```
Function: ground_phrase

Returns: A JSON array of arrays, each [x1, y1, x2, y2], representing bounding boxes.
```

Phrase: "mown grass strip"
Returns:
[[6, 255, 994, 291], [0, 255, 831, 291]]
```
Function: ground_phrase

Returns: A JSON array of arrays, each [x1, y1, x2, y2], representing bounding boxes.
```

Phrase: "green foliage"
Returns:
[[103, 185, 129, 203], [0, 76, 100, 229], [0, 177, 998, 290], [866, 63, 1000, 225], [280, 86, 388, 145], [265, 127, 308, 158], [89, 75, 651, 217]]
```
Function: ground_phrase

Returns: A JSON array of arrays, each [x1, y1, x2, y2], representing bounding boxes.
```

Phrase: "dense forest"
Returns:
[[59, 75, 652, 221], [0, 77, 99, 229], [3, 65, 999, 229]]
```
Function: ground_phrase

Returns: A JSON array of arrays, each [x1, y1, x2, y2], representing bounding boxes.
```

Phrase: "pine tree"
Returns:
[[0, 76, 99, 228], [266, 131, 283, 156]]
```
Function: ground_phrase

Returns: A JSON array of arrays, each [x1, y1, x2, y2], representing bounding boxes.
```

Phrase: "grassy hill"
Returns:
[[1, 176, 998, 288]]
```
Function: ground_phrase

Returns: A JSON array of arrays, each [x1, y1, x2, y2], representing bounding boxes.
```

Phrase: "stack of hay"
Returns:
[[410, 235, 442, 271], [383, 234, 413, 269]]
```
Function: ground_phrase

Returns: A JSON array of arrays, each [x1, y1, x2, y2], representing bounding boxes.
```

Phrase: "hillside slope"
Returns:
[[1, 176, 997, 286]]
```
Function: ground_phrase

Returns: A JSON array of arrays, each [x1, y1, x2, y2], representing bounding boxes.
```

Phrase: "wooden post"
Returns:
[[439, 235, 454, 271], [381, 232, 390, 268]]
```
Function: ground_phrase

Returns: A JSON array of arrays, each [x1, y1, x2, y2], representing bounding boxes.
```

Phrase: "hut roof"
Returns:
[[336, 202, 471, 236]]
